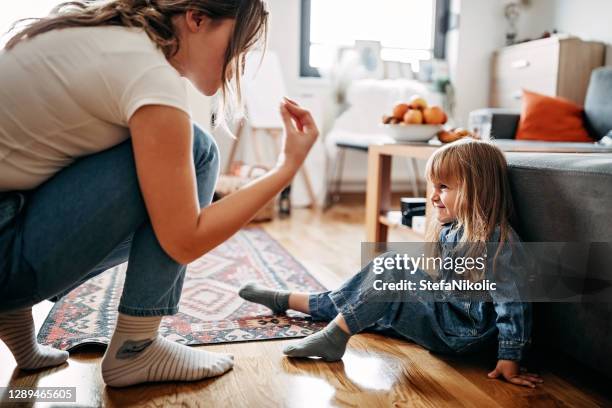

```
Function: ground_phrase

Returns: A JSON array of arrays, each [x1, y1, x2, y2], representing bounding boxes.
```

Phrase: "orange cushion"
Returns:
[[515, 90, 593, 142]]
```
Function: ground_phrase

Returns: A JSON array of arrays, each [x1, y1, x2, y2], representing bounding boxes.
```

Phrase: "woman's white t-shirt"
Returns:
[[0, 26, 191, 191]]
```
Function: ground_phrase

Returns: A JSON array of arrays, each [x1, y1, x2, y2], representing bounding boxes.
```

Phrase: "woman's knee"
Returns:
[[192, 124, 220, 173], [192, 124, 220, 206]]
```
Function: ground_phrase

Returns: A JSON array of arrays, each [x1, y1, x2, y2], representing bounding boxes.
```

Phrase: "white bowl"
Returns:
[[382, 124, 441, 142]]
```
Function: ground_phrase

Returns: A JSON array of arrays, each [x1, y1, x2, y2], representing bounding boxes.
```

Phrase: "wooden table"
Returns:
[[365, 143, 439, 242], [364, 141, 612, 242]]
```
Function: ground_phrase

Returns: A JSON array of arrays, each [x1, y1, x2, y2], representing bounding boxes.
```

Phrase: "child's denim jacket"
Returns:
[[437, 222, 533, 361]]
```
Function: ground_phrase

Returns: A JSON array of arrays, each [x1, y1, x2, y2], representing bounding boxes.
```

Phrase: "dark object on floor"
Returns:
[[279, 184, 291, 218], [400, 197, 426, 227]]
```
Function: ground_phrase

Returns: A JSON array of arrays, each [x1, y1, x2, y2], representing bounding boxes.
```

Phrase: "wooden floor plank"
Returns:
[[1, 202, 610, 407]]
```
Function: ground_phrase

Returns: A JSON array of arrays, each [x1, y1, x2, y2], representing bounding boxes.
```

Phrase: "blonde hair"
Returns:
[[425, 138, 514, 280], [5, 0, 268, 111]]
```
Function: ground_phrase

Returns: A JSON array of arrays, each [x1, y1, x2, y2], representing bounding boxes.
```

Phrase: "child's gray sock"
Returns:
[[282, 320, 350, 361], [238, 283, 290, 313]]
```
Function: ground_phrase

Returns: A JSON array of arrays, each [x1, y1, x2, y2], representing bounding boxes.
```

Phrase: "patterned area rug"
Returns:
[[38, 228, 328, 351]]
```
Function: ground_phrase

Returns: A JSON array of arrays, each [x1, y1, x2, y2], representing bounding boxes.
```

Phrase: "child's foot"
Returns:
[[238, 283, 290, 313], [283, 321, 350, 361], [0, 308, 69, 370], [101, 314, 233, 387]]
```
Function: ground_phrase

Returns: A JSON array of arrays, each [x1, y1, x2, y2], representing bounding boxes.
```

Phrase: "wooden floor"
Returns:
[[1, 201, 610, 407]]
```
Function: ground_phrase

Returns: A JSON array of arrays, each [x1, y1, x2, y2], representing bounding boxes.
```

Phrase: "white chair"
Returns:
[[324, 79, 443, 207], [226, 50, 317, 208]]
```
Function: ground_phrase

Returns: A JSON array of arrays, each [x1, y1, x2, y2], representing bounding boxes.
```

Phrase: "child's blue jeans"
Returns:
[[0, 125, 219, 316], [307, 258, 499, 356]]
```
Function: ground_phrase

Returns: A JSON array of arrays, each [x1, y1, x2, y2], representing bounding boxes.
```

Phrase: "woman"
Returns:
[[0, 0, 318, 387]]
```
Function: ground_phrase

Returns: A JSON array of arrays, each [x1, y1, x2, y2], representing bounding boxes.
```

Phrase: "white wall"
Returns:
[[446, 0, 557, 126], [265, 0, 334, 130], [552, 0, 612, 65], [446, 0, 505, 127], [515, 0, 557, 41], [0, 1, 64, 47]]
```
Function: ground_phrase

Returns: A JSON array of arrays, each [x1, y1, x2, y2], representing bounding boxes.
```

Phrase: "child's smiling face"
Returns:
[[431, 179, 458, 224]]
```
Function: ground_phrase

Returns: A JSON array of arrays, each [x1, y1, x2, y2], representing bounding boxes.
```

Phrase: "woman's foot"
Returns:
[[283, 320, 350, 362], [238, 283, 290, 313], [101, 314, 233, 387], [0, 308, 69, 370]]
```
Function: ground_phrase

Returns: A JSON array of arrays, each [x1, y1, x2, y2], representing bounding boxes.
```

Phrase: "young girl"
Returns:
[[240, 138, 544, 388]]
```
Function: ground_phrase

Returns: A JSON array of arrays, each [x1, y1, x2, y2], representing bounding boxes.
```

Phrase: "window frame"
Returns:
[[299, 0, 450, 78]]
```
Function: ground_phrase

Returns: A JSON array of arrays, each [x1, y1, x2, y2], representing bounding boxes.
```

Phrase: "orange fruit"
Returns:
[[409, 95, 428, 110], [392, 103, 410, 119], [423, 106, 446, 124], [403, 109, 424, 124], [438, 130, 462, 143]]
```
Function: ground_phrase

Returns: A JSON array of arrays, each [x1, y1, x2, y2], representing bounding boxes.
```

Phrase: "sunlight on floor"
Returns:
[[35, 358, 101, 407], [284, 374, 335, 407], [342, 350, 398, 391]]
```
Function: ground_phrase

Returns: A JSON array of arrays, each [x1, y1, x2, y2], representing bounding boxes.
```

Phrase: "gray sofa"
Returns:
[[485, 67, 612, 376], [506, 152, 612, 376]]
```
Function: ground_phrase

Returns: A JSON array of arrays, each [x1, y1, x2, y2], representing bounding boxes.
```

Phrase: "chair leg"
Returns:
[[225, 120, 245, 174], [324, 148, 340, 210], [333, 148, 347, 203], [299, 167, 317, 209], [409, 158, 420, 197], [323, 154, 338, 211], [252, 128, 265, 164]]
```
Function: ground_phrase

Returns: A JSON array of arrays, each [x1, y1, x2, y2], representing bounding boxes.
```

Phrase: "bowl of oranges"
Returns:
[[382, 96, 448, 142]]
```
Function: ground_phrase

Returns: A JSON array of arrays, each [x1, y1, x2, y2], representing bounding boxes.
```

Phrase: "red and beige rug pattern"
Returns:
[[37, 228, 328, 351]]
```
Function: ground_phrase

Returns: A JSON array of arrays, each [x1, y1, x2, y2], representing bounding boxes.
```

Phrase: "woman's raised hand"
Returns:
[[277, 97, 319, 171]]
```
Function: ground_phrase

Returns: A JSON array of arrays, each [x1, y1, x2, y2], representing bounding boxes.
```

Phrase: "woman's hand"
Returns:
[[487, 360, 544, 388], [277, 97, 319, 172]]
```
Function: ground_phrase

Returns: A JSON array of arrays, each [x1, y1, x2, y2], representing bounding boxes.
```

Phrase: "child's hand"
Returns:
[[487, 360, 543, 388]]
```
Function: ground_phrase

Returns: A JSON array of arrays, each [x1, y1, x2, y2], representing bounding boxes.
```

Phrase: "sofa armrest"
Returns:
[[468, 108, 521, 140]]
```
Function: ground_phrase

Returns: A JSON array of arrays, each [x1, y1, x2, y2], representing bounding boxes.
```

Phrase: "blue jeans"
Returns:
[[308, 257, 499, 356], [0, 125, 219, 316]]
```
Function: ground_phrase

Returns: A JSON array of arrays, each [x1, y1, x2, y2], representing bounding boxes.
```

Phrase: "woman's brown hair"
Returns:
[[5, 0, 268, 108]]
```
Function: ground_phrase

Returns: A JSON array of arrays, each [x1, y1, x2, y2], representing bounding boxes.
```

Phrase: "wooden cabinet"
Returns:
[[490, 36, 605, 109]]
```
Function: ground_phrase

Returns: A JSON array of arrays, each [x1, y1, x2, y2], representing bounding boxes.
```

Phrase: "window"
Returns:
[[300, 0, 449, 77], [0, 1, 65, 48]]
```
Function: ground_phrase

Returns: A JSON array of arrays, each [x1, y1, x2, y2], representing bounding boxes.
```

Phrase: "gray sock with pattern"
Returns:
[[238, 283, 290, 313], [0, 308, 69, 370], [282, 320, 351, 361]]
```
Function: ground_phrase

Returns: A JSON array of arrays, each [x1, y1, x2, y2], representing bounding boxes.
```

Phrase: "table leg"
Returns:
[[224, 119, 245, 174], [425, 179, 433, 235], [366, 150, 392, 242]]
